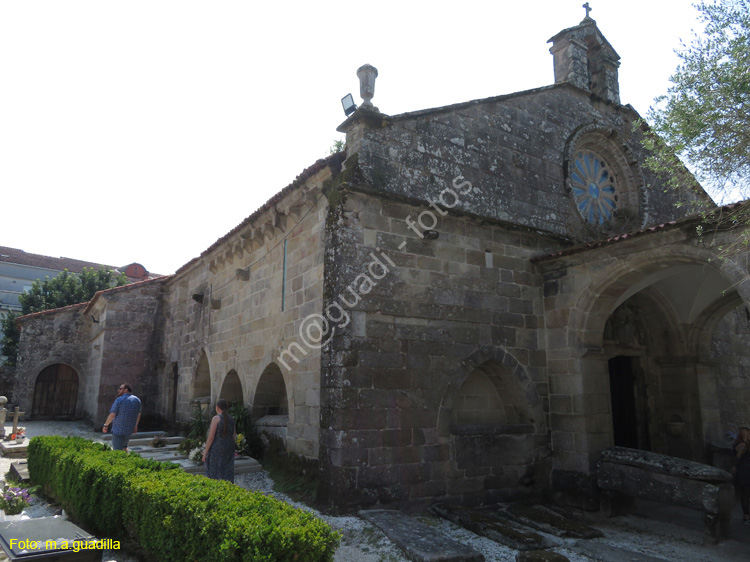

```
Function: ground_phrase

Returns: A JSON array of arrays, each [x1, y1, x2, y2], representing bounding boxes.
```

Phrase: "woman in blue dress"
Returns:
[[202, 399, 236, 483]]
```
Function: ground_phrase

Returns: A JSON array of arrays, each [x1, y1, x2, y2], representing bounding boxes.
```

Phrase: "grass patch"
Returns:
[[261, 435, 320, 506]]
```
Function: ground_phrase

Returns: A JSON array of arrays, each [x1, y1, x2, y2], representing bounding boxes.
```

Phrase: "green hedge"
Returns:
[[28, 436, 340, 562]]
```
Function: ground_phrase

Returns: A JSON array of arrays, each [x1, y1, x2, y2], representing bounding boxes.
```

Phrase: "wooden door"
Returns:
[[31, 364, 78, 419]]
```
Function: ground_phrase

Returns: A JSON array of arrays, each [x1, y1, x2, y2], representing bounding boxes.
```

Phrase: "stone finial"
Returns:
[[356, 64, 378, 109]]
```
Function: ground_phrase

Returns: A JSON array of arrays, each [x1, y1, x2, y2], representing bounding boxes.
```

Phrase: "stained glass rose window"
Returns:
[[570, 150, 617, 224]]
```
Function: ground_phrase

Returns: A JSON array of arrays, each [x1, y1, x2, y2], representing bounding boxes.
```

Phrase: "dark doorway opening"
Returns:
[[609, 356, 650, 450], [171, 363, 179, 424], [31, 364, 79, 419]]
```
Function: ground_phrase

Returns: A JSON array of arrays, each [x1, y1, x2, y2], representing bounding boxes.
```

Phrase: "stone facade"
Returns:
[[12, 16, 750, 512], [15, 279, 165, 423]]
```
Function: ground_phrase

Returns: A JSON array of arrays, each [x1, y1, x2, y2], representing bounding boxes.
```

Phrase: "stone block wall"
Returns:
[[14, 278, 165, 424], [712, 304, 750, 432], [159, 168, 332, 459], [88, 281, 165, 424], [319, 188, 556, 509], [16, 305, 90, 418], [345, 86, 703, 243]]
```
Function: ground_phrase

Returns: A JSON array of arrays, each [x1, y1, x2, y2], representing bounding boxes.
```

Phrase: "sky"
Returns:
[[0, 1, 706, 275]]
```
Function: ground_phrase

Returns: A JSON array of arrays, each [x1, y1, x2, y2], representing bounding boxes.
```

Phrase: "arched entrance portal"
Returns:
[[31, 364, 79, 419], [572, 255, 744, 464]]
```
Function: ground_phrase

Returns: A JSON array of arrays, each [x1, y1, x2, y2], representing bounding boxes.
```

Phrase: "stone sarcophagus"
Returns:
[[597, 446, 734, 541]]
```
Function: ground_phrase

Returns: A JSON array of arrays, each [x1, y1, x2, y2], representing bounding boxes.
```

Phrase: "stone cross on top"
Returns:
[[583, 2, 592, 19], [11, 406, 24, 435]]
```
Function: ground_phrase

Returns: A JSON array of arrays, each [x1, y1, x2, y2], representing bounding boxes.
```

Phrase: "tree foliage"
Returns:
[[647, 0, 750, 201], [1, 267, 128, 366]]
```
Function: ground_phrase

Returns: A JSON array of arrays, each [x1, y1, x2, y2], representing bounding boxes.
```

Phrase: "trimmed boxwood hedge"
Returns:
[[28, 436, 340, 562]]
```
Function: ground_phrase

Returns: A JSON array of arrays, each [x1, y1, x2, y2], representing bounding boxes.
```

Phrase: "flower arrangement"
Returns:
[[235, 433, 248, 457], [189, 443, 205, 463], [10, 428, 25, 441], [0, 486, 31, 515]]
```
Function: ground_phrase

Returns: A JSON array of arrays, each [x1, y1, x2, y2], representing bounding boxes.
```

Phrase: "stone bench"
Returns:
[[597, 446, 734, 542]]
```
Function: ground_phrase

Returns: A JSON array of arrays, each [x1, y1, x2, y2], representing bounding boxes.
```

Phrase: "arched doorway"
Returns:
[[569, 255, 741, 464], [220, 370, 244, 405], [31, 364, 79, 419]]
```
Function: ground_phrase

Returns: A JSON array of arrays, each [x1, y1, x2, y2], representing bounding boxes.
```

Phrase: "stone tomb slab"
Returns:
[[431, 503, 557, 551], [168, 457, 262, 475], [101, 431, 167, 442], [0, 441, 28, 458], [500, 504, 603, 539], [569, 540, 672, 562], [0, 516, 102, 561], [9, 460, 29, 483], [359, 509, 485, 562], [126, 436, 185, 447]]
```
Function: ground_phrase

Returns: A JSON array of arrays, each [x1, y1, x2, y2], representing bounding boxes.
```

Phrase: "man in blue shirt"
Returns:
[[102, 383, 141, 451]]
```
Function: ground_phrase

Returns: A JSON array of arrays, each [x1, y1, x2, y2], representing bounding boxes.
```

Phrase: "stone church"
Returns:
[[13, 15, 750, 510]]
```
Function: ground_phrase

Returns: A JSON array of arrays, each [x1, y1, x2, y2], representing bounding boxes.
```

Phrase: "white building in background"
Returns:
[[0, 245, 152, 315]]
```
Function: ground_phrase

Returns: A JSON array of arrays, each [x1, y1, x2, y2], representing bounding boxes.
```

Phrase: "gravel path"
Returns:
[[2, 420, 749, 562]]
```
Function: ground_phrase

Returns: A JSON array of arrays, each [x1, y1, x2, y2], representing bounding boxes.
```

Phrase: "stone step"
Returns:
[[431, 503, 557, 551], [359, 509, 485, 562]]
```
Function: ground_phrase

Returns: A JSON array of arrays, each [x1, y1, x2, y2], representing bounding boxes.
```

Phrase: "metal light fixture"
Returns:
[[341, 93, 357, 117], [191, 293, 204, 303]]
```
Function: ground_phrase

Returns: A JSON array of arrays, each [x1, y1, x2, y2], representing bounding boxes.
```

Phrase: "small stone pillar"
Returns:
[[336, 64, 388, 180], [0, 396, 6, 439]]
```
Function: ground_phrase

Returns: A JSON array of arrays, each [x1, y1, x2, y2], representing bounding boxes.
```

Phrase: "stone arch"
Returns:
[[690, 290, 744, 358], [438, 346, 545, 437], [219, 370, 244, 406], [31, 363, 80, 419], [562, 247, 745, 464], [570, 247, 734, 349], [252, 362, 289, 421], [436, 347, 546, 496], [190, 350, 211, 403]]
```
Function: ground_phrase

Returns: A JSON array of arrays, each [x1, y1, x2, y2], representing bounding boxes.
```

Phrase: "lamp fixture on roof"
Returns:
[[341, 93, 357, 117]]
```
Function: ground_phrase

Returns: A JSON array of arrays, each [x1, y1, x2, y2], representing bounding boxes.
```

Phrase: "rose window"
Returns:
[[571, 150, 617, 224]]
